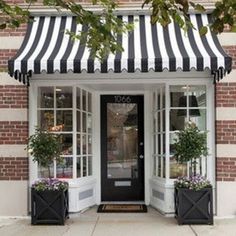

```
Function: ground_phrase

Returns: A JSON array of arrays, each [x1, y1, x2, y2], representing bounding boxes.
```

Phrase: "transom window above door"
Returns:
[[37, 86, 93, 179]]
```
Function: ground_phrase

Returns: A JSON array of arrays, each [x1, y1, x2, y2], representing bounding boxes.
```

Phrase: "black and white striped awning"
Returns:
[[8, 14, 232, 84]]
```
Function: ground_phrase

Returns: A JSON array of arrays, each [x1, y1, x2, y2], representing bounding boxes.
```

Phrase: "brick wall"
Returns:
[[216, 82, 236, 107], [0, 85, 28, 108], [0, 121, 28, 145], [223, 46, 236, 70], [0, 157, 28, 180], [216, 121, 236, 144], [216, 158, 236, 181]]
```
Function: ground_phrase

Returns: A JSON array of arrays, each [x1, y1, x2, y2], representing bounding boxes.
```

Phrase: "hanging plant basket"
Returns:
[[174, 187, 213, 225]]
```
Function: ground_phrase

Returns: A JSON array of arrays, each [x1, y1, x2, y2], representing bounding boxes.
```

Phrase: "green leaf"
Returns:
[[0, 23, 6, 29], [194, 4, 205, 13], [199, 26, 208, 36]]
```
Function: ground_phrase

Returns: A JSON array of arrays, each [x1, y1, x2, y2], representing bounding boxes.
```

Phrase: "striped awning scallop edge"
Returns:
[[8, 14, 232, 85]]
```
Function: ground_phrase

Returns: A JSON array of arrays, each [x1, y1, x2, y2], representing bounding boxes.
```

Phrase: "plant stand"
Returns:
[[174, 187, 213, 225], [31, 189, 69, 225]]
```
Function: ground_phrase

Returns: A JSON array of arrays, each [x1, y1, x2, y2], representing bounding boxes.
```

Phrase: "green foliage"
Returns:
[[27, 128, 63, 176], [174, 122, 208, 175], [0, 0, 29, 29], [0, 0, 236, 59]]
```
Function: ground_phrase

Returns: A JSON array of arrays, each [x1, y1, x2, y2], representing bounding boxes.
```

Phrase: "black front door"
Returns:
[[101, 95, 144, 201]]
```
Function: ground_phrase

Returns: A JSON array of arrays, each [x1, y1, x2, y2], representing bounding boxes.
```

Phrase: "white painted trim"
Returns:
[[0, 73, 22, 85], [218, 33, 236, 46], [31, 69, 212, 81], [216, 108, 236, 120], [0, 145, 27, 157], [220, 70, 236, 83], [0, 109, 27, 121], [0, 37, 23, 49], [217, 144, 236, 158], [144, 91, 152, 205]]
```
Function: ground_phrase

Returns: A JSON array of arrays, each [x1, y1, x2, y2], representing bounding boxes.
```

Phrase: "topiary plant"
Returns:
[[27, 128, 63, 178], [174, 122, 208, 176]]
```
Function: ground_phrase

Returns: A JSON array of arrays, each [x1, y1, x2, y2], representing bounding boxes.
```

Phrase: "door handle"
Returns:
[[139, 155, 144, 159]]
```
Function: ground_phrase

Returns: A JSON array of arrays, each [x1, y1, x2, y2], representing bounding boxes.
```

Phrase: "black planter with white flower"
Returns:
[[174, 187, 213, 225], [31, 179, 69, 225]]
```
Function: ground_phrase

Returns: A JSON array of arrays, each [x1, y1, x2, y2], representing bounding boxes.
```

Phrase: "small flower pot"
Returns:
[[174, 187, 213, 225], [31, 188, 69, 225]]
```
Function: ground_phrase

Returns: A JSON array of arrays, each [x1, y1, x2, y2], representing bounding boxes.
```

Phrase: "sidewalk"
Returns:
[[0, 207, 236, 236]]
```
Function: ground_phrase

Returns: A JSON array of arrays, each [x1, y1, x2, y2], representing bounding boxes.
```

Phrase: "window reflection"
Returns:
[[107, 103, 138, 179]]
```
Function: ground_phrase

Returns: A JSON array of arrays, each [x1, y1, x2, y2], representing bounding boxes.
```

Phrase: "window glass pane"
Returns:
[[153, 156, 156, 176], [82, 112, 87, 133], [38, 164, 54, 178], [77, 157, 81, 178], [83, 156, 87, 177], [189, 85, 206, 107], [190, 109, 206, 130], [38, 110, 54, 130], [153, 135, 156, 154], [157, 112, 161, 132], [88, 156, 92, 176], [170, 109, 186, 131], [162, 88, 165, 108], [87, 114, 92, 133], [163, 133, 166, 154], [153, 92, 156, 111], [170, 85, 187, 107], [88, 92, 92, 112], [163, 156, 166, 178], [77, 134, 81, 155], [169, 133, 178, 155], [82, 90, 87, 111], [153, 113, 157, 133], [56, 157, 73, 178], [82, 134, 87, 155], [170, 156, 187, 179], [77, 88, 81, 109], [157, 93, 161, 110], [56, 110, 72, 131], [61, 134, 73, 155], [157, 134, 161, 155], [158, 156, 161, 177], [88, 135, 92, 154], [38, 87, 54, 108], [77, 111, 81, 132], [56, 87, 72, 108], [162, 111, 165, 132]]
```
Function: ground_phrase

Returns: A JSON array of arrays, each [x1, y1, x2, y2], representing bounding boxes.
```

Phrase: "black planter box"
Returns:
[[174, 187, 213, 225], [31, 188, 69, 225]]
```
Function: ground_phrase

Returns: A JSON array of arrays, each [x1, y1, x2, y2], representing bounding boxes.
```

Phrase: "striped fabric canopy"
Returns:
[[8, 14, 232, 84]]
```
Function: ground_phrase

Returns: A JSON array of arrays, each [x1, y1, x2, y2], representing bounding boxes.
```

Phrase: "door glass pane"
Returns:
[[107, 103, 138, 179]]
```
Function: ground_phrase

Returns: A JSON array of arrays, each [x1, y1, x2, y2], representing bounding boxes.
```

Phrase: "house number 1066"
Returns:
[[114, 96, 131, 103]]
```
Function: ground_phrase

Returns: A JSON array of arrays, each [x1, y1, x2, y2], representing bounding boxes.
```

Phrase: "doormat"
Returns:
[[97, 204, 147, 213]]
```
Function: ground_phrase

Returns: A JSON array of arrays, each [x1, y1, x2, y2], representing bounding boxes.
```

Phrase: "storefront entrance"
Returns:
[[101, 95, 144, 201]]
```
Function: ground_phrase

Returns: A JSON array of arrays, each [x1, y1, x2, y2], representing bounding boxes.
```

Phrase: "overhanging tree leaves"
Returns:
[[0, 0, 236, 59]]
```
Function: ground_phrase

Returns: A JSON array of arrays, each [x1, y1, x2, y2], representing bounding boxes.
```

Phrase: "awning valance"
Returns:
[[8, 14, 232, 85]]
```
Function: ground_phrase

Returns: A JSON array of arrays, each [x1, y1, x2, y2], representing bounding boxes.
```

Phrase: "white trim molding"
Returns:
[[216, 108, 236, 120], [0, 145, 27, 157], [217, 144, 236, 158], [0, 37, 23, 49], [218, 33, 236, 46], [0, 109, 28, 121], [220, 70, 236, 83]]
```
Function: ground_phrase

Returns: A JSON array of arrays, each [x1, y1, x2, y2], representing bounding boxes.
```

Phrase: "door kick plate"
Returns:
[[115, 181, 131, 187]]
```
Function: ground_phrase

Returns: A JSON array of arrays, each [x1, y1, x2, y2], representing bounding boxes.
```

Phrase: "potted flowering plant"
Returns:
[[173, 122, 213, 225], [27, 128, 69, 225]]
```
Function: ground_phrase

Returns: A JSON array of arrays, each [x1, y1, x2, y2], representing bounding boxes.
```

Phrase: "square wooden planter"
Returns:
[[31, 188, 69, 225], [174, 187, 213, 225]]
